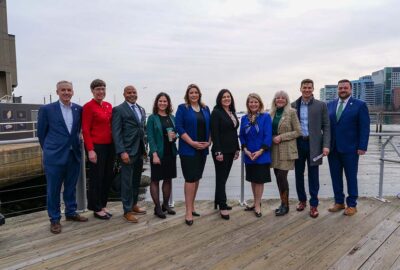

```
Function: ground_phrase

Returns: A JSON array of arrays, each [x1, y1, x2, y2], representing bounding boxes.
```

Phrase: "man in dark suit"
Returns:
[[327, 79, 370, 216], [292, 79, 330, 218], [112, 85, 146, 223], [37, 80, 88, 234]]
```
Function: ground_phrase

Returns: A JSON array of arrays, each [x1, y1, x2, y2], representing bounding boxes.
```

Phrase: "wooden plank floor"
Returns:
[[1, 198, 400, 270]]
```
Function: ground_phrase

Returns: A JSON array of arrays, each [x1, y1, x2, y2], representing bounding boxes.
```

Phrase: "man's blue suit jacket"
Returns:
[[37, 101, 82, 165], [327, 97, 370, 154]]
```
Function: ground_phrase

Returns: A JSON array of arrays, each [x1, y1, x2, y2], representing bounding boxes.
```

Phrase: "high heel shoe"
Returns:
[[185, 219, 194, 226], [192, 211, 200, 217], [154, 207, 166, 219], [220, 211, 230, 220], [162, 204, 176, 215], [255, 211, 262, 218], [275, 205, 289, 216]]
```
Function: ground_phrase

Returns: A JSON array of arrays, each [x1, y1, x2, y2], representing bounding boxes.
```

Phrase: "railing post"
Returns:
[[375, 136, 392, 203], [76, 142, 87, 212]]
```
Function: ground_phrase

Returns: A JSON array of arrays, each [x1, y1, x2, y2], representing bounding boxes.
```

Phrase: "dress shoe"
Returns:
[[105, 212, 113, 217], [275, 205, 289, 216], [154, 207, 166, 219], [310, 206, 319, 218], [220, 211, 230, 220], [328, 203, 346, 212], [162, 204, 176, 215], [50, 221, 62, 234], [185, 219, 194, 226], [94, 212, 111, 220], [296, 201, 307, 212], [66, 214, 88, 222], [245, 205, 255, 211], [123, 212, 138, 223], [132, 205, 147, 215], [344, 207, 357, 216], [192, 211, 201, 217]]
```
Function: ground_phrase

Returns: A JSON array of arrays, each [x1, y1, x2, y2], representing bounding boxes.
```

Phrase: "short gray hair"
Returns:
[[56, 80, 73, 89]]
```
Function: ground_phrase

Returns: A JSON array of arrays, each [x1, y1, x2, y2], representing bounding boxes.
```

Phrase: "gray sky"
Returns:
[[7, 0, 400, 111]]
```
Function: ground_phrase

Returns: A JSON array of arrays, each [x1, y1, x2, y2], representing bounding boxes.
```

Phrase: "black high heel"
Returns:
[[220, 212, 230, 220], [185, 219, 194, 226], [255, 211, 262, 218], [162, 204, 176, 215], [192, 211, 200, 217], [214, 202, 218, 210], [275, 205, 289, 216], [154, 207, 166, 219]]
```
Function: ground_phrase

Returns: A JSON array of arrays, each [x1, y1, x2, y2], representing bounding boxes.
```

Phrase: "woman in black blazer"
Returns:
[[211, 89, 240, 220]]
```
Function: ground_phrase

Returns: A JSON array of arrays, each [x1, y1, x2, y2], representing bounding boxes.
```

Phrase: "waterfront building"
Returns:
[[351, 75, 375, 109], [393, 88, 400, 111], [371, 67, 400, 111], [319, 85, 337, 102], [0, 0, 18, 101]]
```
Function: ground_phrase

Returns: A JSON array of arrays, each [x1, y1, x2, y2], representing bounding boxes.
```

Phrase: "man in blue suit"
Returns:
[[327, 79, 370, 216], [37, 81, 88, 234]]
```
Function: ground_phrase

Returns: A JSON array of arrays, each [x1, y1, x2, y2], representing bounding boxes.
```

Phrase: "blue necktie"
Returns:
[[131, 105, 140, 123]]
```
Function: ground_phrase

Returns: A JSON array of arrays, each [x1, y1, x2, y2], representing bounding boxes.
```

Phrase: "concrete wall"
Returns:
[[0, 0, 17, 98]]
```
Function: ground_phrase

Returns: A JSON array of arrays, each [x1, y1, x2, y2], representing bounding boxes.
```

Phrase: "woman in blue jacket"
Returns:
[[175, 84, 211, 226], [147, 92, 178, 219], [239, 93, 272, 217]]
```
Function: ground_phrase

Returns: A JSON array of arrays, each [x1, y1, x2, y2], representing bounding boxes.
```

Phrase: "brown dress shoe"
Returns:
[[123, 212, 139, 223], [328, 203, 345, 212], [66, 214, 89, 222], [310, 206, 319, 218], [296, 201, 307, 212], [132, 205, 147, 215], [344, 207, 357, 216], [50, 222, 62, 234]]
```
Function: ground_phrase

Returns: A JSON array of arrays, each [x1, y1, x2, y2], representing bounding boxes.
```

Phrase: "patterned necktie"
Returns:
[[131, 105, 140, 123], [336, 100, 344, 121]]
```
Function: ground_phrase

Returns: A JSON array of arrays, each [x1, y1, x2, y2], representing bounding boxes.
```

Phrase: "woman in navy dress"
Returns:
[[239, 93, 272, 217], [175, 84, 211, 226]]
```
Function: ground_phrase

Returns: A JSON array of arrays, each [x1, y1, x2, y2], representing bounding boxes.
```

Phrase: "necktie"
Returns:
[[131, 105, 140, 123], [336, 100, 344, 121]]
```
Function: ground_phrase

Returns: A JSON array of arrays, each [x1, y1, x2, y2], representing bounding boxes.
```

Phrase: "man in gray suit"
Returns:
[[292, 79, 330, 218], [112, 85, 147, 223]]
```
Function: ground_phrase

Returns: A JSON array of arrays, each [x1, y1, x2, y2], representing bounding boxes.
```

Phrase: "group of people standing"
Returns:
[[37, 78, 370, 234]]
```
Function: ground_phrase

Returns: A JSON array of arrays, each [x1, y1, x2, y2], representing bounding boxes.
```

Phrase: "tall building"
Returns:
[[320, 85, 337, 102], [393, 88, 400, 111], [371, 67, 400, 110], [351, 75, 375, 109], [0, 0, 17, 100]]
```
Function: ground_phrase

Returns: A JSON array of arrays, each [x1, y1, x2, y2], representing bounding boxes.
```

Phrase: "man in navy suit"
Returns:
[[37, 81, 88, 234], [112, 85, 147, 223], [327, 79, 370, 216]]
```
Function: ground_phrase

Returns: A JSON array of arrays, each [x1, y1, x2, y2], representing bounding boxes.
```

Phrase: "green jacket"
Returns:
[[147, 114, 178, 159]]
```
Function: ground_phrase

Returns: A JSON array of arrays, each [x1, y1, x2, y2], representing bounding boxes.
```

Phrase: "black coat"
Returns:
[[210, 107, 240, 154]]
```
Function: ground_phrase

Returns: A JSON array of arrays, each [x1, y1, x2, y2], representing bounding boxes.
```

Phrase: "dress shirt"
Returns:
[[336, 96, 351, 113], [59, 100, 73, 134], [126, 101, 142, 122], [299, 99, 309, 136], [82, 99, 113, 151]]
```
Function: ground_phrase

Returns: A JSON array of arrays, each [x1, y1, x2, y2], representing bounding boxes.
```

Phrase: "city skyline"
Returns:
[[6, 0, 400, 110]]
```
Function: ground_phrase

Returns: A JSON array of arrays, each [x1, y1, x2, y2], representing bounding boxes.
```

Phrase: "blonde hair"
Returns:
[[246, 93, 264, 114], [270, 90, 291, 117]]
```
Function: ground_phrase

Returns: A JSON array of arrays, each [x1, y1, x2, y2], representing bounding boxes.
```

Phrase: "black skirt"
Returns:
[[150, 155, 177, 181], [180, 151, 207, 182], [245, 163, 271, 183]]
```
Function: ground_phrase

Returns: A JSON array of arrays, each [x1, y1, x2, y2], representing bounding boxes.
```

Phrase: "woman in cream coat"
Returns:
[[270, 90, 301, 216]]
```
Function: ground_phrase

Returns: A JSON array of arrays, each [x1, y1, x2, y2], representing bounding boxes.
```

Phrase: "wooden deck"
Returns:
[[1, 198, 400, 270]]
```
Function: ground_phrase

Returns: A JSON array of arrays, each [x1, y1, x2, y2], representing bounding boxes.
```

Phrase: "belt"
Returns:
[[301, 136, 309, 141]]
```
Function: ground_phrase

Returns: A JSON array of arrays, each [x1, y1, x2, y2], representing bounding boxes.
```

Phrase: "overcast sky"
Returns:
[[6, 0, 400, 111]]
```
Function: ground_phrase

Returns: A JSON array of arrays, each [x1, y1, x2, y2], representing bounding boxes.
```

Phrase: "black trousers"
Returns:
[[87, 144, 115, 212], [212, 153, 234, 207]]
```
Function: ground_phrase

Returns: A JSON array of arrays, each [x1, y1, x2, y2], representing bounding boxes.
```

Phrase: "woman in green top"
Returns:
[[270, 91, 301, 216], [147, 92, 178, 219]]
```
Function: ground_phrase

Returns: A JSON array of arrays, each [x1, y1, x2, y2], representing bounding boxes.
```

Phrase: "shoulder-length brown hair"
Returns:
[[152, 92, 173, 115], [246, 93, 264, 114], [184, 83, 205, 108]]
